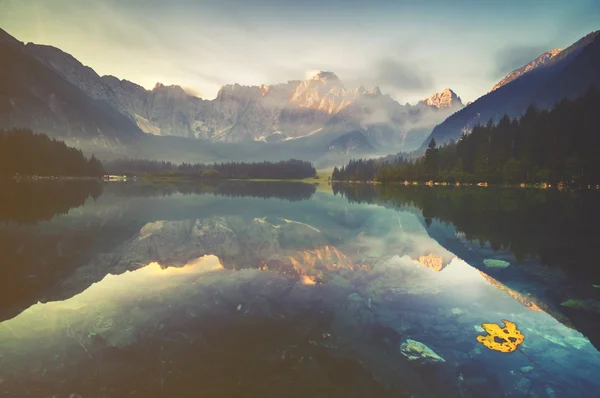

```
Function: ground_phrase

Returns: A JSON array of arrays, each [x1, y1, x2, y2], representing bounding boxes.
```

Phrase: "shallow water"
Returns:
[[0, 181, 599, 398]]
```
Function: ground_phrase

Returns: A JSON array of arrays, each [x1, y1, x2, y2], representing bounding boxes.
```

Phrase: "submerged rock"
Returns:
[[520, 366, 534, 373], [450, 307, 465, 316], [483, 259, 510, 268], [514, 377, 531, 395], [399, 339, 445, 363], [545, 386, 557, 398]]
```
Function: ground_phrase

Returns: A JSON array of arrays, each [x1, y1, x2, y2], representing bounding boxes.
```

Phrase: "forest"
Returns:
[[333, 87, 600, 185], [0, 129, 105, 177], [105, 158, 317, 180]]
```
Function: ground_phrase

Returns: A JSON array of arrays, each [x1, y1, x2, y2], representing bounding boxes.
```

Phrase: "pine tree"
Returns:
[[424, 138, 439, 177]]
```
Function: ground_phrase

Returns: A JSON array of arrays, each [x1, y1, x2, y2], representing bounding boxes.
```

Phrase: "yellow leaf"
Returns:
[[476, 319, 524, 353]]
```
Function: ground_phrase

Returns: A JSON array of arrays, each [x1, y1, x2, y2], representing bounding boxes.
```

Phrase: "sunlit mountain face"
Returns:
[[0, 181, 599, 398]]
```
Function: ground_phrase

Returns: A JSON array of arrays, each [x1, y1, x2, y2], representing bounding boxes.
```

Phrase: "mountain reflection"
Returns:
[[1, 181, 600, 397]]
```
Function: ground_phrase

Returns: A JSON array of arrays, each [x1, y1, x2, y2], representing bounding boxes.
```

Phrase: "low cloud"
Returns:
[[340, 57, 436, 103], [493, 44, 551, 76], [361, 108, 391, 127], [374, 58, 434, 91], [181, 86, 202, 97]]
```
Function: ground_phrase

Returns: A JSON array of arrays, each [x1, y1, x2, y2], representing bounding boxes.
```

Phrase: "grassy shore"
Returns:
[[138, 169, 334, 191]]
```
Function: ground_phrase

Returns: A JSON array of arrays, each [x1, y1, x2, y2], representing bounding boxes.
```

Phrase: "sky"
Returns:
[[1, 0, 599, 104]]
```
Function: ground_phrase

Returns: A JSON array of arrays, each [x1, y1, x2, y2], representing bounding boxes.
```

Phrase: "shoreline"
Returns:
[[330, 180, 600, 190]]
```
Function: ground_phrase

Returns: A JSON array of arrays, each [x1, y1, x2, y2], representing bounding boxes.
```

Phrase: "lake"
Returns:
[[1, 180, 599, 398]]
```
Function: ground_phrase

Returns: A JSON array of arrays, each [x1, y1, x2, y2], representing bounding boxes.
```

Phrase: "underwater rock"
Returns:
[[520, 366, 534, 373], [450, 307, 465, 316], [473, 325, 484, 333], [483, 259, 510, 268], [545, 386, 557, 398], [514, 377, 531, 395], [399, 339, 445, 363], [564, 336, 589, 350]]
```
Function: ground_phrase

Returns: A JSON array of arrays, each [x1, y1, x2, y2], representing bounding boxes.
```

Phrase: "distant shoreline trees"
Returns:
[[105, 158, 317, 180], [334, 87, 600, 186], [0, 128, 105, 177]]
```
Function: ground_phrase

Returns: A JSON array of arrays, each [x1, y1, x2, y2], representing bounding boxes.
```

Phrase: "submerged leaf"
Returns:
[[476, 319, 524, 353]]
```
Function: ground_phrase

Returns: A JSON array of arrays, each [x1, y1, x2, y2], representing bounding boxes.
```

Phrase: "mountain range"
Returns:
[[0, 28, 464, 165], [1, 27, 599, 166]]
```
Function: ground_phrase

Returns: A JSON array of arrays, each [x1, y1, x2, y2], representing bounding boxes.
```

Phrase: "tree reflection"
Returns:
[[333, 183, 600, 280], [0, 179, 102, 225]]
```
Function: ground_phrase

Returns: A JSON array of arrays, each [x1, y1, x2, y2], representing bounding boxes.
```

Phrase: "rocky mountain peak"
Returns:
[[419, 88, 463, 109], [152, 82, 188, 98], [370, 86, 382, 96]]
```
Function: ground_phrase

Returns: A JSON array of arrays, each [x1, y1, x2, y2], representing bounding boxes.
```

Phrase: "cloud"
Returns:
[[493, 44, 551, 76], [374, 58, 434, 91], [181, 86, 202, 97]]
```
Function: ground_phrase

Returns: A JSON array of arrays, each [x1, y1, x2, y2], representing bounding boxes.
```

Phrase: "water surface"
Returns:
[[1, 181, 599, 398]]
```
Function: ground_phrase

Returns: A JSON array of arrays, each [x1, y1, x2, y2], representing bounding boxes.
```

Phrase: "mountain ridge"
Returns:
[[490, 49, 562, 92], [8, 25, 465, 152], [421, 30, 600, 150], [0, 33, 142, 143], [0, 27, 466, 164]]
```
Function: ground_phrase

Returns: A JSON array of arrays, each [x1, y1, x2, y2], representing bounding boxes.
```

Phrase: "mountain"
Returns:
[[490, 49, 562, 92], [19, 30, 462, 150], [423, 30, 600, 149], [34, 50, 457, 150], [417, 88, 463, 109], [23, 42, 207, 139], [0, 28, 466, 164], [0, 29, 142, 144]]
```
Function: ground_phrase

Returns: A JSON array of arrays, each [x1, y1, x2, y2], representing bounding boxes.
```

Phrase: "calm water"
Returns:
[[1, 180, 599, 398]]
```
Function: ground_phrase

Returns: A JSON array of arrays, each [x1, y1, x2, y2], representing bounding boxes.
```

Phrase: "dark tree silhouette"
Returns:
[[424, 138, 439, 177], [0, 128, 105, 177], [104, 158, 316, 180]]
